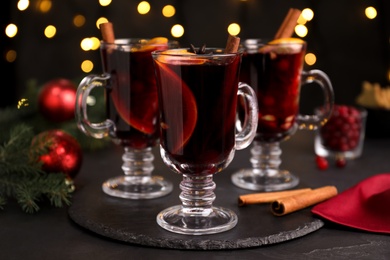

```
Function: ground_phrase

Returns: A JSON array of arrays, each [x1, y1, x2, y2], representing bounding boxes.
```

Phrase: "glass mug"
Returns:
[[232, 38, 334, 191], [152, 48, 258, 235], [76, 38, 178, 199]]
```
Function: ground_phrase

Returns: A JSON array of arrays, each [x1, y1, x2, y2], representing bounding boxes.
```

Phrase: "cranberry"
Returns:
[[320, 105, 362, 152], [336, 156, 347, 168], [316, 156, 329, 170]]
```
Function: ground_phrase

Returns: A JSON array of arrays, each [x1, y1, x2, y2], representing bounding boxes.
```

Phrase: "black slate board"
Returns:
[[68, 163, 324, 250]]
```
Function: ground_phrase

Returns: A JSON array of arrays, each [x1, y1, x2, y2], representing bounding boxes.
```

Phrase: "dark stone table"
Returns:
[[1, 131, 389, 259]]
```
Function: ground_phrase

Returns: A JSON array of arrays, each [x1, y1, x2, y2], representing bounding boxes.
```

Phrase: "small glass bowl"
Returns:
[[315, 105, 367, 159]]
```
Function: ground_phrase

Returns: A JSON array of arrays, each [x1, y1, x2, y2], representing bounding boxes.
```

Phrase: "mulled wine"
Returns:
[[231, 38, 334, 192], [153, 49, 241, 173], [240, 41, 305, 142], [101, 39, 170, 149], [152, 47, 258, 235], [76, 38, 177, 199]]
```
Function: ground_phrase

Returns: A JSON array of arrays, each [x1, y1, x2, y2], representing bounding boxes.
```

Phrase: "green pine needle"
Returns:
[[0, 124, 72, 213], [0, 78, 110, 213]]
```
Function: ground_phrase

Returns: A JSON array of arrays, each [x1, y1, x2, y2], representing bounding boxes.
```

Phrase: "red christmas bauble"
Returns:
[[38, 78, 77, 122], [33, 130, 83, 179]]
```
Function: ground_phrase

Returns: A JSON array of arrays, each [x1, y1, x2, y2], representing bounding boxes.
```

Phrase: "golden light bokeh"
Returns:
[[305, 53, 317, 66], [162, 5, 175, 18], [90, 37, 101, 50], [138, 1, 151, 15], [295, 24, 308, 37], [17, 0, 29, 11], [171, 24, 184, 38], [81, 60, 94, 73], [2, 2, 386, 80], [99, 0, 112, 7], [81, 38, 94, 51], [6, 50, 17, 63], [38, 0, 52, 13], [302, 8, 314, 21], [73, 15, 86, 27], [17, 98, 29, 109], [365, 6, 377, 19], [5, 24, 18, 38], [44, 25, 56, 38], [297, 15, 307, 25], [96, 17, 109, 29], [227, 23, 241, 36]]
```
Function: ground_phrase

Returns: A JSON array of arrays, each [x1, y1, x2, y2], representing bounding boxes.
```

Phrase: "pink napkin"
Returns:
[[312, 173, 390, 234]]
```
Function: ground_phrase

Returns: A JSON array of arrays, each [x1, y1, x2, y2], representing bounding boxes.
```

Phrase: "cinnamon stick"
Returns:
[[225, 34, 240, 53], [274, 8, 302, 39], [100, 22, 115, 44], [271, 186, 338, 216], [238, 188, 312, 206]]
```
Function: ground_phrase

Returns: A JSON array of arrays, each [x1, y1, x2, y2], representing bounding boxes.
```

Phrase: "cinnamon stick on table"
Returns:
[[238, 188, 312, 206], [225, 34, 240, 53], [274, 8, 302, 39], [271, 186, 338, 216]]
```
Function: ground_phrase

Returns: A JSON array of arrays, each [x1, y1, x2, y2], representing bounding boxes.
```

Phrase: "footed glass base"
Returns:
[[231, 141, 299, 191], [157, 205, 238, 235], [231, 169, 299, 191], [102, 176, 173, 199]]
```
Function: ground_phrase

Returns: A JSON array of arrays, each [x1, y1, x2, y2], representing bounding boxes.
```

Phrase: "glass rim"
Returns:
[[152, 47, 243, 57], [242, 38, 307, 48], [100, 38, 179, 47]]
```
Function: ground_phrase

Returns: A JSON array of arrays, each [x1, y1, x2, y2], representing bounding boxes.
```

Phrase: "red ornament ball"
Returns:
[[33, 130, 83, 179], [38, 78, 77, 122]]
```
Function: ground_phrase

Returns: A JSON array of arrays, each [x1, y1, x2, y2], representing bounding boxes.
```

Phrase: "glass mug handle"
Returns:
[[297, 70, 335, 130], [75, 74, 116, 139], [235, 82, 259, 150]]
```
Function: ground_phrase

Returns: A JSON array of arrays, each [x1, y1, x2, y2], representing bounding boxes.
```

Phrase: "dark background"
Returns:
[[1, 0, 389, 113]]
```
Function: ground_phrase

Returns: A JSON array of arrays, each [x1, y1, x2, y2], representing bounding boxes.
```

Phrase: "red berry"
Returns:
[[316, 156, 329, 170], [336, 157, 347, 168], [320, 105, 362, 152]]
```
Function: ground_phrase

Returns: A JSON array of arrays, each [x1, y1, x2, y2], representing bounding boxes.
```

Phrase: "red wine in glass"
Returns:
[[152, 48, 258, 235]]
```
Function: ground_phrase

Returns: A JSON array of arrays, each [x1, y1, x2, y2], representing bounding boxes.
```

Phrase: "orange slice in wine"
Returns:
[[111, 78, 158, 135], [155, 49, 206, 65], [260, 37, 305, 54], [268, 37, 305, 45], [138, 37, 168, 52], [154, 60, 198, 153]]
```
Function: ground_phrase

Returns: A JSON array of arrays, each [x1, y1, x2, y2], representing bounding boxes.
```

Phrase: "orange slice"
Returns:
[[111, 79, 158, 135], [155, 49, 206, 65], [154, 61, 198, 153], [260, 37, 305, 54], [269, 37, 305, 45], [139, 37, 168, 52]]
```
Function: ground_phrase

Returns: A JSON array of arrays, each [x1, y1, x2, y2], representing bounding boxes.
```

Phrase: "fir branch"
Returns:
[[0, 124, 73, 213], [14, 182, 41, 214]]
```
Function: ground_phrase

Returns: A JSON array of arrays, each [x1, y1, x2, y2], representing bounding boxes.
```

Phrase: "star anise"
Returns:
[[189, 43, 207, 54]]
